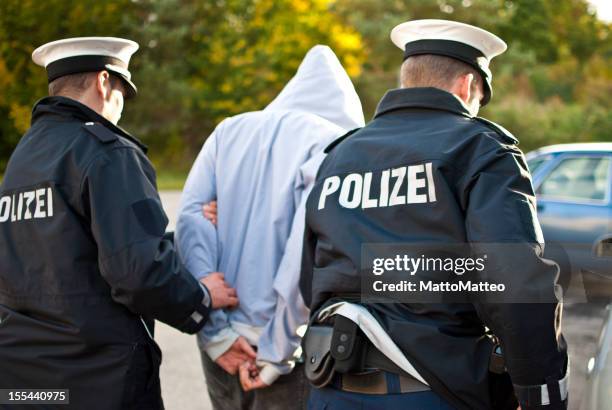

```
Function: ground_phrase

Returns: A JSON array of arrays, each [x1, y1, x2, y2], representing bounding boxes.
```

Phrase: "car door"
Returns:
[[533, 153, 612, 298]]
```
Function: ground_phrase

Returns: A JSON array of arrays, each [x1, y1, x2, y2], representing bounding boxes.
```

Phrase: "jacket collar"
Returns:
[[31, 96, 148, 153], [374, 87, 472, 119]]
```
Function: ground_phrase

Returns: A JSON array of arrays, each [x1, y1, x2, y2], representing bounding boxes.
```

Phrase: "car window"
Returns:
[[527, 155, 552, 173], [538, 156, 610, 202]]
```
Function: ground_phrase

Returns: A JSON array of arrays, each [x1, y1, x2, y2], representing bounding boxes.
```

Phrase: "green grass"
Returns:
[[156, 171, 188, 191]]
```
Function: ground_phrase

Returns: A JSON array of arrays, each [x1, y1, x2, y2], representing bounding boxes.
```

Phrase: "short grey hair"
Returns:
[[400, 54, 482, 95], [48, 71, 122, 97], [48, 72, 96, 96]]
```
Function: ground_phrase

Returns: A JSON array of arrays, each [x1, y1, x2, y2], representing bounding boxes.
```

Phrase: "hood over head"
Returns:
[[264, 45, 364, 131]]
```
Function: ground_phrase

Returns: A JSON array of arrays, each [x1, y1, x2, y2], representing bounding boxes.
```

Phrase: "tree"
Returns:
[[1, 0, 610, 172], [332, 0, 611, 151], [0, 0, 138, 170], [0, 0, 365, 170]]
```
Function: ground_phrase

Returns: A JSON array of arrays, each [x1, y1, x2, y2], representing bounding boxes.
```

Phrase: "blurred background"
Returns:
[[1, 1, 611, 409], [0, 0, 610, 185]]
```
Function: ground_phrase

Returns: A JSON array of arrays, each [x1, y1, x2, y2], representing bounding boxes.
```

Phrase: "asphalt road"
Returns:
[[158, 191, 212, 410], [158, 190, 608, 410]]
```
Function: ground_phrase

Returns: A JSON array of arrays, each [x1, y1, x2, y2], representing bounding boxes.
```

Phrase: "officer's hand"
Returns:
[[202, 201, 217, 226], [215, 336, 257, 375], [200, 272, 238, 309], [239, 362, 269, 391]]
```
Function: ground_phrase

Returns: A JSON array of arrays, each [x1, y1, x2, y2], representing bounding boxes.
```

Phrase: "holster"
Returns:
[[303, 315, 367, 388], [303, 324, 334, 388]]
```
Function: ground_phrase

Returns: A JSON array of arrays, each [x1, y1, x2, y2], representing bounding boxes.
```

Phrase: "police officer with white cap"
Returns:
[[300, 20, 568, 409], [0, 37, 238, 409]]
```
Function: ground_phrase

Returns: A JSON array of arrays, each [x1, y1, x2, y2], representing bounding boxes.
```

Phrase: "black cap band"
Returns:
[[45, 54, 137, 98], [403, 39, 493, 105], [46, 55, 127, 83]]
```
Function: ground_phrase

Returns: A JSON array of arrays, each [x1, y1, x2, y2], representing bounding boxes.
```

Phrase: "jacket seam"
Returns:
[[79, 145, 143, 194]]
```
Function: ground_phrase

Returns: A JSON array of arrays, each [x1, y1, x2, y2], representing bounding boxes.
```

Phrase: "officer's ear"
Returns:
[[454, 72, 474, 106], [95, 71, 113, 101]]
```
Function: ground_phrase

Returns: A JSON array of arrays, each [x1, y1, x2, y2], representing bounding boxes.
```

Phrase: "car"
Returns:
[[526, 143, 612, 300]]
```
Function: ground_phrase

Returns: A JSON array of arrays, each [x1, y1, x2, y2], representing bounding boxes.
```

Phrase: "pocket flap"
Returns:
[[304, 325, 333, 373]]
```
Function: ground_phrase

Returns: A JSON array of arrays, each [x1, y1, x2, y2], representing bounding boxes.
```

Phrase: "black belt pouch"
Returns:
[[304, 324, 335, 388], [330, 315, 368, 374]]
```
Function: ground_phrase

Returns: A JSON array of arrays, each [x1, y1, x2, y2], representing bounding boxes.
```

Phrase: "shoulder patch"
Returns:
[[473, 117, 518, 145], [324, 128, 362, 154], [83, 122, 118, 144]]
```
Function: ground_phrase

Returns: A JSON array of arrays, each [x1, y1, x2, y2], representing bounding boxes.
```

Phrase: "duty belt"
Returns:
[[335, 343, 430, 394], [335, 370, 430, 395], [304, 315, 430, 394]]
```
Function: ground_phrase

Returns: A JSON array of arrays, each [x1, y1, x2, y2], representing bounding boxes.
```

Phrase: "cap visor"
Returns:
[[106, 69, 137, 99], [122, 78, 137, 99]]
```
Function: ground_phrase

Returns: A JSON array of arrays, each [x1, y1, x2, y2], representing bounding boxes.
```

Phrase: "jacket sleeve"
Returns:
[[175, 127, 240, 360], [462, 138, 568, 408], [255, 152, 326, 385], [83, 146, 209, 334]]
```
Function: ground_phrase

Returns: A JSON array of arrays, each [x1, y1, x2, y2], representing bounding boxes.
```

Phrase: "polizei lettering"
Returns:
[[318, 163, 436, 210], [0, 187, 54, 224]]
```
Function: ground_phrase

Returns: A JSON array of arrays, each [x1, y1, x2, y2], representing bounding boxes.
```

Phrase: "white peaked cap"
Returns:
[[390, 19, 507, 105], [32, 37, 139, 98]]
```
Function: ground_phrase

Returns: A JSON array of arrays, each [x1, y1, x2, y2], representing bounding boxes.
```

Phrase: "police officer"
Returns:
[[300, 20, 568, 409], [0, 37, 238, 409]]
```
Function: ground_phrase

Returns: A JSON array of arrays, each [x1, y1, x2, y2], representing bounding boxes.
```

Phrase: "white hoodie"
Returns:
[[176, 45, 364, 385]]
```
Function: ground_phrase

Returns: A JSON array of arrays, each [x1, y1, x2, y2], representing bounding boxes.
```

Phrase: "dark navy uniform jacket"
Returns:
[[0, 97, 209, 409], [300, 88, 568, 410]]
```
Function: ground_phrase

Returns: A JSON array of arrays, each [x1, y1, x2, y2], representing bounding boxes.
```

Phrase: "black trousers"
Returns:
[[121, 341, 164, 410]]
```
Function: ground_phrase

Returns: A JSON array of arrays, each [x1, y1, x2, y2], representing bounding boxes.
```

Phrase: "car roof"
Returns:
[[527, 143, 612, 157]]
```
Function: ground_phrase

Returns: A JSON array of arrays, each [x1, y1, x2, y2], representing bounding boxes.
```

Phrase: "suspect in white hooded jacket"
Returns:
[[175, 45, 364, 385]]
